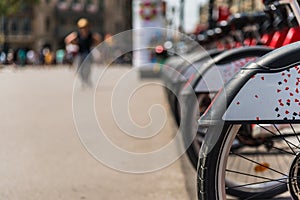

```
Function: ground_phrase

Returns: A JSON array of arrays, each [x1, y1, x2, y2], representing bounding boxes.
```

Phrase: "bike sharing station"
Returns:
[[132, 0, 165, 77], [139, 0, 300, 198]]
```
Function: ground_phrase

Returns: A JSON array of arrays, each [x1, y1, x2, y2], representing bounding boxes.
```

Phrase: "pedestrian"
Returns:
[[17, 48, 27, 66], [64, 18, 101, 87]]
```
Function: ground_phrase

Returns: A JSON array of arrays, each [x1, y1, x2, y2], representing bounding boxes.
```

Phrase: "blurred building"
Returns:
[[198, 0, 264, 31], [104, 0, 132, 34], [0, 0, 132, 52]]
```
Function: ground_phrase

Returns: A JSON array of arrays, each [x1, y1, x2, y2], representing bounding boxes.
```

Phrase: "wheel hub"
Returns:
[[288, 153, 300, 199]]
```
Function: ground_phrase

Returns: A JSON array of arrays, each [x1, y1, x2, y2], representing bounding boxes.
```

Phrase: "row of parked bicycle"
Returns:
[[161, 0, 300, 199]]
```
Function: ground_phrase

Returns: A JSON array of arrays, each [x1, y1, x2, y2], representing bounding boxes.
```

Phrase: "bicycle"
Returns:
[[197, 39, 300, 200], [196, 0, 300, 198], [179, 0, 300, 170]]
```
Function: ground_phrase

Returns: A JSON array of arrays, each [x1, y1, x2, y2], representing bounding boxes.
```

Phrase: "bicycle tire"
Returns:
[[198, 123, 292, 199]]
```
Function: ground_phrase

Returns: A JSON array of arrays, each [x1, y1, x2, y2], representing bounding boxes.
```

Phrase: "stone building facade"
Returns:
[[104, 0, 132, 35], [0, 0, 132, 52]]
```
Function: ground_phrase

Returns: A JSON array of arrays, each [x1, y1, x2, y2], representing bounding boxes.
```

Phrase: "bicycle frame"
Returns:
[[199, 41, 300, 125]]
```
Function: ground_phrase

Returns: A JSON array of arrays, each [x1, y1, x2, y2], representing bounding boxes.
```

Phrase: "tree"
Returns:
[[0, 0, 39, 16]]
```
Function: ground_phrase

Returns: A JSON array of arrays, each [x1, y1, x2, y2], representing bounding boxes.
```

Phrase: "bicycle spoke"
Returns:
[[273, 124, 297, 155], [258, 124, 300, 153], [289, 123, 300, 144], [225, 124, 297, 198], [234, 148, 293, 156], [244, 183, 288, 200], [226, 169, 287, 184], [270, 145, 295, 156], [230, 151, 288, 177], [225, 177, 287, 190]]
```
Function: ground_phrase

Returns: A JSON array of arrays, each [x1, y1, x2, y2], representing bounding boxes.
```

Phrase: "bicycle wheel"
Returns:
[[198, 122, 300, 199]]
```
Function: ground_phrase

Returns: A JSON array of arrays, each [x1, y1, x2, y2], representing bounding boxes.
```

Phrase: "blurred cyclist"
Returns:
[[65, 18, 101, 87]]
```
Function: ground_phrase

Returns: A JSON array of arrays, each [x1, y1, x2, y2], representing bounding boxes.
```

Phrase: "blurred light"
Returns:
[[155, 45, 164, 53], [164, 41, 173, 49]]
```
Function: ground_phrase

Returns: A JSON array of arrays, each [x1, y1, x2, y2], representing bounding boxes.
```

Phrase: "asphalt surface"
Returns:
[[0, 65, 197, 200]]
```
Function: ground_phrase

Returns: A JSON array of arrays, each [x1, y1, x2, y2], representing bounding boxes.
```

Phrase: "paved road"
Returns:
[[0, 65, 196, 200]]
